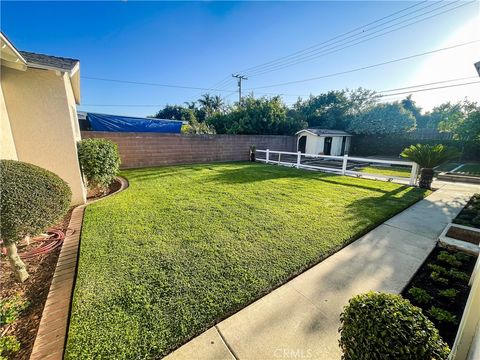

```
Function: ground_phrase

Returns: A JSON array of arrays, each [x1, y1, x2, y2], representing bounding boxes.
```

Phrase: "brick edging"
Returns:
[[29, 177, 129, 360]]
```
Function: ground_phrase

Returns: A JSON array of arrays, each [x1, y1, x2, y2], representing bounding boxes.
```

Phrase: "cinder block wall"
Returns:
[[81, 132, 296, 168]]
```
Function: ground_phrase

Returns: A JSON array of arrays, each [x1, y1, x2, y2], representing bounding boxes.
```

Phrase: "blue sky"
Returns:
[[2, 1, 479, 117]]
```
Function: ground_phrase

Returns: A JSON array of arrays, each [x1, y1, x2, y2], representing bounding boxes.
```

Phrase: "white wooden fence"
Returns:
[[256, 149, 419, 186]]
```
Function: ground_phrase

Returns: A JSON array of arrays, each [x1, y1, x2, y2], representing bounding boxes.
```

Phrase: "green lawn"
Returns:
[[456, 164, 480, 175], [66, 163, 428, 359], [356, 165, 411, 178]]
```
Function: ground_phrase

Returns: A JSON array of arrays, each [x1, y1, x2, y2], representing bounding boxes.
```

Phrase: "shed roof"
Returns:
[[19, 51, 79, 73], [296, 128, 352, 136]]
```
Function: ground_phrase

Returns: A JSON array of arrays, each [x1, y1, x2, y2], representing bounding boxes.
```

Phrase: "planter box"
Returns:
[[439, 223, 480, 255]]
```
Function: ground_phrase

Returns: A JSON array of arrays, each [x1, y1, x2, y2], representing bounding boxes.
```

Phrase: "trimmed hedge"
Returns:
[[77, 138, 120, 191], [0, 160, 71, 242], [350, 135, 480, 160], [339, 292, 450, 360]]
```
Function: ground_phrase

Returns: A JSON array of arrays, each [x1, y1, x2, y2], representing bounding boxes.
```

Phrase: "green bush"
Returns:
[[429, 306, 457, 324], [430, 271, 449, 285], [448, 269, 470, 282], [339, 292, 450, 360], [437, 251, 462, 267], [408, 287, 432, 304], [438, 288, 458, 299], [0, 160, 71, 242], [77, 138, 120, 191], [427, 263, 448, 275]]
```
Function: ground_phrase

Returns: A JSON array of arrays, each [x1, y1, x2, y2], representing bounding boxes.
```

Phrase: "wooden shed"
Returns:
[[296, 128, 352, 156]]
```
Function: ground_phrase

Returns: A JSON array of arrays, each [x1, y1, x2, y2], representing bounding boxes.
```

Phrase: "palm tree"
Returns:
[[401, 144, 458, 189], [211, 95, 224, 113], [184, 101, 197, 110], [198, 94, 224, 117]]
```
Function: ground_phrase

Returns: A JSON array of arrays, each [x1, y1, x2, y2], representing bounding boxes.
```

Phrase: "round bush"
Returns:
[[0, 160, 71, 243], [339, 292, 450, 360], [77, 138, 120, 190]]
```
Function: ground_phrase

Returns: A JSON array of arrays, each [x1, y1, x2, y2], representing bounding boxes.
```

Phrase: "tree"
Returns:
[[401, 95, 431, 128], [348, 102, 416, 135], [291, 90, 351, 129], [198, 93, 225, 118], [437, 100, 480, 142], [153, 105, 196, 122], [181, 116, 216, 134], [207, 96, 306, 135]]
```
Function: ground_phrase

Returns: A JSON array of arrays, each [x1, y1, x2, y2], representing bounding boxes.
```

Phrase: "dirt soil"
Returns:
[[0, 209, 72, 360]]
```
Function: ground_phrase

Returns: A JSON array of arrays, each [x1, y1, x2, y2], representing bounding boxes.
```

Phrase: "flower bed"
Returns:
[[403, 246, 477, 345]]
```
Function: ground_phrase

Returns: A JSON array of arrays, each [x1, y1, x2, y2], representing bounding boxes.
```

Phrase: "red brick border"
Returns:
[[30, 177, 129, 360]]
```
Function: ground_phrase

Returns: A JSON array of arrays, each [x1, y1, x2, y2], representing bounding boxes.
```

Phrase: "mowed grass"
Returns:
[[66, 163, 428, 359], [356, 165, 411, 178]]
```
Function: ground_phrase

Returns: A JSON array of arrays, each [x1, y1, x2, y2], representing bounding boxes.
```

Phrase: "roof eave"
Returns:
[[0, 33, 27, 71]]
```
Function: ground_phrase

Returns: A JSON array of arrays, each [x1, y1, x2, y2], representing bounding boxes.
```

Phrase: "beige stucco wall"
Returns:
[[0, 83, 17, 160], [1, 66, 86, 204]]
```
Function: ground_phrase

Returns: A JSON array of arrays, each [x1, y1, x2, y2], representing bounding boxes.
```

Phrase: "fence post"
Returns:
[[296, 151, 301, 169], [266, 149, 270, 164], [342, 154, 348, 175], [409, 163, 419, 186]]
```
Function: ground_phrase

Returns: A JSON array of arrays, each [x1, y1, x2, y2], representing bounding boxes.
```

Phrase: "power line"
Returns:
[[81, 79, 480, 108], [237, 1, 431, 75], [378, 76, 479, 93], [247, 40, 480, 90], [247, 0, 473, 77], [81, 76, 237, 92], [378, 81, 480, 97]]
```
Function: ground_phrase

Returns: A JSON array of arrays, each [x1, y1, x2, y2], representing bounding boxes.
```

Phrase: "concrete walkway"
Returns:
[[165, 181, 479, 360]]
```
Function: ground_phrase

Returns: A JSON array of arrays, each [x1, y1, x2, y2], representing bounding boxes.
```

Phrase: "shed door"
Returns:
[[341, 136, 347, 156], [298, 136, 307, 153], [324, 137, 332, 155]]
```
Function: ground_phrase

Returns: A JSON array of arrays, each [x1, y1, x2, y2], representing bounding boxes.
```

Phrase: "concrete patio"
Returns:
[[165, 181, 479, 360]]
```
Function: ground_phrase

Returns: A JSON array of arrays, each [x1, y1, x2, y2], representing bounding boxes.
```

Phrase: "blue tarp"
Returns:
[[86, 113, 182, 133]]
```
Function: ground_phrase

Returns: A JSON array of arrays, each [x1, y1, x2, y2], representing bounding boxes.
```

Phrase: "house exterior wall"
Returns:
[[0, 83, 17, 160], [1, 66, 86, 204], [82, 131, 296, 168]]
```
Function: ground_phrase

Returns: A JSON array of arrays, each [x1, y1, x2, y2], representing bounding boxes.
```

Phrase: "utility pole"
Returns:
[[232, 74, 248, 104]]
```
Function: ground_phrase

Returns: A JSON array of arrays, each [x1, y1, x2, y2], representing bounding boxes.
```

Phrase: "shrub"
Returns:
[[339, 292, 450, 360], [427, 263, 448, 275], [77, 138, 120, 191], [408, 287, 433, 304], [429, 306, 457, 324], [430, 271, 449, 285], [438, 288, 459, 299], [0, 160, 71, 282], [454, 252, 471, 263], [437, 251, 462, 267], [448, 269, 470, 282]]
